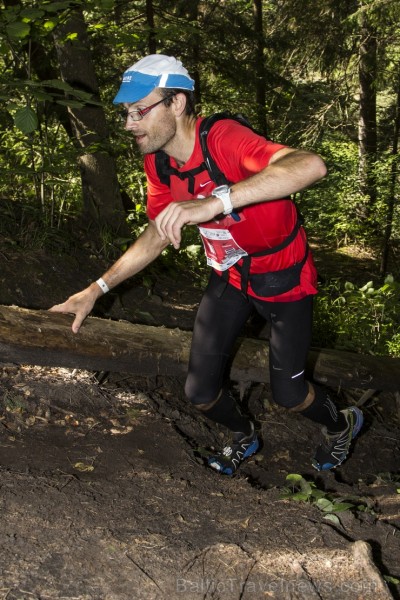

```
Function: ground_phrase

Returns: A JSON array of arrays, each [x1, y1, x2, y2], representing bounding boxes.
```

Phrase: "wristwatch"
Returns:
[[211, 185, 233, 215]]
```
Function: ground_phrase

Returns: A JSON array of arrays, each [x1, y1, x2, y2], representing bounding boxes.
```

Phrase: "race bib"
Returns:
[[198, 226, 248, 271]]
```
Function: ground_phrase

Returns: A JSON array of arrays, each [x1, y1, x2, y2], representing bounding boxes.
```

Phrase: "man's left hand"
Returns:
[[154, 197, 221, 249]]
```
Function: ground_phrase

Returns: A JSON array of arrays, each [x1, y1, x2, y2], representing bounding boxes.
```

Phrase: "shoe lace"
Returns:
[[321, 423, 350, 451]]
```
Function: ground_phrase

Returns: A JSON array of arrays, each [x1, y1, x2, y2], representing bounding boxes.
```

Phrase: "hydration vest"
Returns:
[[154, 113, 307, 297], [155, 112, 255, 194]]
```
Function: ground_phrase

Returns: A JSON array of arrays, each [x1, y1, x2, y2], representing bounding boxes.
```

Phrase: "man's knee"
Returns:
[[194, 400, 218, 411], [271, 376, 310, 410], [186, 397, 220, 412], [184, 377, 221, 411]]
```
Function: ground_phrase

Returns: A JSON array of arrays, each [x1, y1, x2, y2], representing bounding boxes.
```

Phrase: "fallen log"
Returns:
[[0, 304, 399, 391]]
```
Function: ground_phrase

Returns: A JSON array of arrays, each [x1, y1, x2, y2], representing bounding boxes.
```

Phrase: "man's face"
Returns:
[[122, 90, 177, 155]]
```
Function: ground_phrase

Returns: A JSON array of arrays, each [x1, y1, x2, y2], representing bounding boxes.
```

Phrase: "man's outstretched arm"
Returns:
[[49, 220, 169, 333]]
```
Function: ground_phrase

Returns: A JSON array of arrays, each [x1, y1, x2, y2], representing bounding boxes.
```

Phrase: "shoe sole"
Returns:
[[313, 407, 364, 471], [208, 437, 260, 476]]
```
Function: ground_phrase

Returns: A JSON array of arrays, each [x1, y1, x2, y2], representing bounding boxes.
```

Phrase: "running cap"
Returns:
[[113, 54, 195, 104]]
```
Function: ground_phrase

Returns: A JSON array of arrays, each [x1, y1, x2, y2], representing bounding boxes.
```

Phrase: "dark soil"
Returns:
[[0, 235, 399, 600]]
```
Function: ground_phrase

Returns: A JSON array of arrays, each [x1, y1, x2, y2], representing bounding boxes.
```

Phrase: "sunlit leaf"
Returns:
[[43, 20, 57, 31], [331, 502, 354, 512], [290, 492, 309, 501], [73, 462, 94, 472], [384, 575, 400, 585], [359, 281, 374, 292], [285, 473, 303, 483], [316, 497, 333, 510], [323, 514, 340, 525]]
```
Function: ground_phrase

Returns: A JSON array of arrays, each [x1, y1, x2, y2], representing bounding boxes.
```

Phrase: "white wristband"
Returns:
[[96, 277, 110, 294]]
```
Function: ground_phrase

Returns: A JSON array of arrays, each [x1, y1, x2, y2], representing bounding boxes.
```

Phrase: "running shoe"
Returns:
[[207, 423, 259, 475], [313, 406, 364, 471]]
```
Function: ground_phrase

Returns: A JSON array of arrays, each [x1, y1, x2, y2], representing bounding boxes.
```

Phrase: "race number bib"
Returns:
[[198, 226, 248, 271]]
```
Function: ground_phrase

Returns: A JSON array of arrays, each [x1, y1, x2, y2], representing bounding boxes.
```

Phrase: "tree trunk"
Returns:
[[175, 0, 202, 107], [146, 0, 157, 54], [380, 69, 400, 277], [253, 0, 267, 136], [53, 9, 128, 233], [358, 6, 378, 217], [1, 305, 400, 392]]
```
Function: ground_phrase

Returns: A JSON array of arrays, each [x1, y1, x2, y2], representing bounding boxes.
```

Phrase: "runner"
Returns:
[[50, 54, 363, 475]]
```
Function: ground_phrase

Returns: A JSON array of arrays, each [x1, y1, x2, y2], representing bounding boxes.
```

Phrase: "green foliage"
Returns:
[[384, 575, 400, 586], [299, 138, 367, 245], [0, 0, 104, 228], [313, 276, 400, 356], [0, 115, 83, 226], [0, 0, 399, 356], [14, 106, 39, 133], [280, 473, 373, 525]]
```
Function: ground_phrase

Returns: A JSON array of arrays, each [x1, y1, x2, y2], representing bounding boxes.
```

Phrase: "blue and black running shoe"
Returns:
[[313, 406, 364, 471], [207, 423, 259, 476]]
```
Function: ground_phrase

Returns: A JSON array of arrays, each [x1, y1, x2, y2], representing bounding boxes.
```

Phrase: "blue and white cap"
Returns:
[[113, 54, 195, 104]]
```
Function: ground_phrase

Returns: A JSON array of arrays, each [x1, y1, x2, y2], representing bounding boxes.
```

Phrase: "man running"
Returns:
[[50, 55, 363, 475]]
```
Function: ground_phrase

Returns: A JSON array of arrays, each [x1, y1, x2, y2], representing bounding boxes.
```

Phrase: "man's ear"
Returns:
[[171, 92, 187, 117]]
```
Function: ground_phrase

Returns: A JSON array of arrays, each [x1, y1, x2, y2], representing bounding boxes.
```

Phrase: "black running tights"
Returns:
[[185, 270, 313, 409]]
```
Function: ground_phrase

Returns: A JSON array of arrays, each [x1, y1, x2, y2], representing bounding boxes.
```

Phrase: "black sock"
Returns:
[[301, 387, 347, 433], [202, 391, 252, 436]]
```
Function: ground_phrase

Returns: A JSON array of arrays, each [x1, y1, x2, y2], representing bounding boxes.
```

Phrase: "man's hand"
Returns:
[[154, 197, 221, 249], [49, 283, 101, 334]]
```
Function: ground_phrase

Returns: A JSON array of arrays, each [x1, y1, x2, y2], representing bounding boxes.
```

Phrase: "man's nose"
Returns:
[[125, 118, 140, 131]]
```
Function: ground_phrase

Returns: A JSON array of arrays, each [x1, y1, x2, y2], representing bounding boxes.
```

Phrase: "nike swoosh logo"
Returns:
[[199, 181, 212, 187]]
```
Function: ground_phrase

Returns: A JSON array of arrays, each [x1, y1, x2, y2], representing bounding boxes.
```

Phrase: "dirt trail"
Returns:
[[0, 241, 399, 599], [0, 365, 399, 599]]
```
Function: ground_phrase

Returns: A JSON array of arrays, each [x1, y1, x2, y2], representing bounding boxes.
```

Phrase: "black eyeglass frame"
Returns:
[[118, 93, 176, 122]]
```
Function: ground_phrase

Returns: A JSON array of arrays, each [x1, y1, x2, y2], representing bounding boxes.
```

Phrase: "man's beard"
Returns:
[[135, 120, 176, 155]]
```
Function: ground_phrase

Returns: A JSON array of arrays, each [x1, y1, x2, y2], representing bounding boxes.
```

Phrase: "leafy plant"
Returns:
[[384, 575, 400, 585], [280, 473, 372, 525], [313, 276, 400, 356]]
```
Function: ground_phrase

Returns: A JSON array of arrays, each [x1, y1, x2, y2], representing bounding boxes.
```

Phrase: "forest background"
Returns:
[[0, 0, 399, 358]]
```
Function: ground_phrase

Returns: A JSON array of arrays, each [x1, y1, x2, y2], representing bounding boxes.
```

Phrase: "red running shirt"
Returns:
[[145, 117, 318, 302]]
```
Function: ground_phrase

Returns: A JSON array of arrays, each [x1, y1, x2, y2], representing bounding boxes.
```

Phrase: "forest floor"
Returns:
[[0, 232, 399, 600]]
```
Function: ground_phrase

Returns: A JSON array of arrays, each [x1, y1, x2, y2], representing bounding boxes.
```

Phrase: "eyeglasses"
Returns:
[[118, 94, 176, 122]]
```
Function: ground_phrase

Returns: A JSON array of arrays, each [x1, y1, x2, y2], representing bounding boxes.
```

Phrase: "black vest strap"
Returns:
[[155, 151, 208, 195], [236, 215, 304, 295], [199, 113, 233, 186], [155, 113, 241, 194], [217, 214, 304, 298], [249, 213, 303, 257]]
